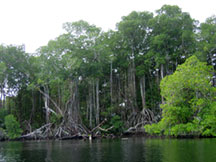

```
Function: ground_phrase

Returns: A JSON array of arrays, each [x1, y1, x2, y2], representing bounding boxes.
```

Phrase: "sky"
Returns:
[[0, 0, 215, 53]]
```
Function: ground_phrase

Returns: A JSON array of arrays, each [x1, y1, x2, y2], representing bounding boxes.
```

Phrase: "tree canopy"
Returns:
[[145, 56, 216, 136]]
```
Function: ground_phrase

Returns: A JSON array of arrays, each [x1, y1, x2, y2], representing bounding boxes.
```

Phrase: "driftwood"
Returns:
[[38, 88, 63, 116], [19, 116, 115, 140], [18, 110, 154, 140], [90, 118, 107, 133], [20, 123, 52, 139], [98, 126, 114, 132], [20, 121, 88, 140], [125, 121, 148, 133]]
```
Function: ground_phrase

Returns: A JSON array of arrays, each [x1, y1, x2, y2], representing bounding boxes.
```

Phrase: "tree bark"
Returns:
[[110, 61, 113, 107], [86, 95, 89, 120], [30, 90, 35, 124], [160, 64, 165, 104], [58, 83, 61, 110], [89, 83, 93, 129], [96, 79, 100, 125], [140, 75, 146, 110], [38, 87, 63, 116], [43, 86, 49, 124], [128, 55, 137, 112]]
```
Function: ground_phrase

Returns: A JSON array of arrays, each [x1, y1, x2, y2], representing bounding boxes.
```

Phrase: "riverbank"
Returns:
[[1, 130, 216, 142]]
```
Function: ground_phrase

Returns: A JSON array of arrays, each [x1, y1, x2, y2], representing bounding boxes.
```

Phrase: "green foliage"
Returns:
[[101, 107, 112, 118], [168, 122, 202, 137], [101, 115, 124, 135], [1, 6, 216, 138], [145, 56, 216, 137], [4, 114, 23, 139], [199, 16, 216, 62], [110, 115, 124, 133], [144, 123, 163, 135], [201, 102, 216, 136], [0, 108, 8, 128]]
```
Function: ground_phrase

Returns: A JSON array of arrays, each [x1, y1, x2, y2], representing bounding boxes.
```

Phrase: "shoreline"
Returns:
[[1, 132, 216, 142]]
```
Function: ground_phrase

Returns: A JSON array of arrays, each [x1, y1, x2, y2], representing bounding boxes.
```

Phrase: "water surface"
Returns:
[[0, 138, 216, 162]]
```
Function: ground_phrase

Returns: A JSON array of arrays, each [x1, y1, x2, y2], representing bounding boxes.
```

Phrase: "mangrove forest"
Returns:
[[0, 5, 216, 140]]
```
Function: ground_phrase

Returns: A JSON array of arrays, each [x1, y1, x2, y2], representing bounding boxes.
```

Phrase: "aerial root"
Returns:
[[126, 108, 155, 134]]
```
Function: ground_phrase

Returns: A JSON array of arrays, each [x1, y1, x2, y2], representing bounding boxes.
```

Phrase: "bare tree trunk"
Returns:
[[156, 70, 159, 85], [117, 74, 121, 103], [160, 64, 165, 104], [89, 84, 93, 129], [175, 59, 178, 68], [96, 79, 100, 125], [166, 63, 169, 75], [30, 90, 35, 125], [86, 96, 89, 120], [110, 61, 113, 107], [92, 80, 96, 127], [132, 59, 136, 101], [140, 75, 146, 110], [160, 64, 164, 80], [43, 86, 49, 124], [38, 87, 63, 116], [3, 93, 5, 109], [74, 79, 80, 123], [0, 86, 2, 109], [58, 83, 61, 110], [128, 58, 137, 112]]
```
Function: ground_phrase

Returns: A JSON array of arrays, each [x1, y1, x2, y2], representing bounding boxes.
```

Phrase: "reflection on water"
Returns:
[[0, 138, 216, 162]]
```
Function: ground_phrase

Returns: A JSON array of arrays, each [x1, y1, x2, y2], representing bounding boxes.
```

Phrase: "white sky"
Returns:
[[0, 0, 215, 53]]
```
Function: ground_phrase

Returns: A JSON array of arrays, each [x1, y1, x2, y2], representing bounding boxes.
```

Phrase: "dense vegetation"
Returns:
[[145, 56, 216, 136], [0, 5, 216, 139]]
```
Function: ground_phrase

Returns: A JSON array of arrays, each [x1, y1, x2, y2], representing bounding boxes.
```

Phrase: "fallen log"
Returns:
[[124, 121, 150, 135], [19, 123, 52, 140], [90, 118, 107, 133]]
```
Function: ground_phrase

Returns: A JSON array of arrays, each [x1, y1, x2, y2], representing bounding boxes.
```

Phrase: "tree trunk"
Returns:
[[140, 75, 146, 110], [0, 86, 2, 109], [43, 86, 49, 124], [0, 86, 3, 108], [38, 88, 63, 116], [160, 64, 164, 80], [110, 61, 113, 107], [156, 70, 159, 85], [73, 79, 80, 123], [89, 83, 93, 129], [128, 55, 137, 112], [96, 79, 100, 125], [2, 93, 6, 109], [175, 59, 178, 68], [160, 64, 165, 104], [30, 90, 35, 125], [58, 83, 61, 110], [86, 95, 89, 121], [117, 74, 121, 103], [92, 80, 96, 127]]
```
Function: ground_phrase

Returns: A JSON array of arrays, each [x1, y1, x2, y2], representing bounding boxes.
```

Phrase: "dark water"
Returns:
[[0, 138, 216, 162]]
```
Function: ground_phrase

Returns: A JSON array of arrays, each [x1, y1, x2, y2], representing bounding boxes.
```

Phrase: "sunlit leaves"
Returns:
[[145, 56, 216, 136]]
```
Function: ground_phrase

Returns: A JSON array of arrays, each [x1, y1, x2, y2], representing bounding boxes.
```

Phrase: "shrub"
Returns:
[[110, 115, 124, 134], [4, 114, 23, 139], [144, 56, 216, 137], [0, 108, 8, 128]]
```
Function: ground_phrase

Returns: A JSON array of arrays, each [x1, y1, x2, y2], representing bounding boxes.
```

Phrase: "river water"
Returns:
[[0, 137, 216, 162]]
